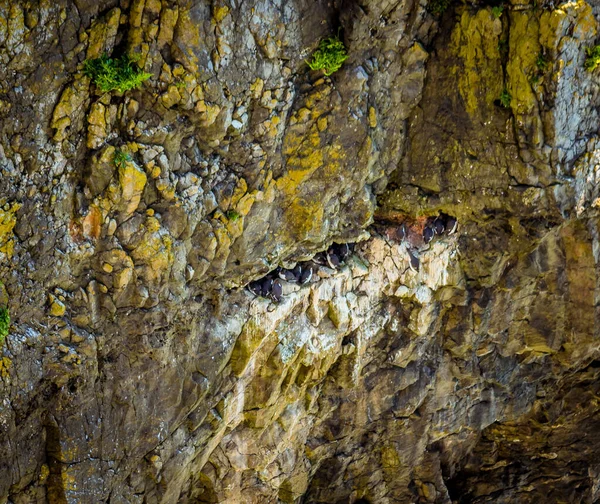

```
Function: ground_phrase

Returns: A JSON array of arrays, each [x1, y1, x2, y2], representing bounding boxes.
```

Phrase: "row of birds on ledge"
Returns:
[[247, 242, 355, 302], [380, 212, 459, 272], [246, 212, 459, 302]]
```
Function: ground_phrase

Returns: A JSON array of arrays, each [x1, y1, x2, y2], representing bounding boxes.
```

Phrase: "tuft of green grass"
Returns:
[[491, 5, 504, 18], [0, 307, 9, 345], [306, 36, 348, 76], [83, 53, 152, 93], [427, 0, 451, 15], [499, 88, 512, 108], [584, 45, 600, 71], [226, 210, 241, 222], [114, 148, 132, 169], [536, 53, 548, 71]]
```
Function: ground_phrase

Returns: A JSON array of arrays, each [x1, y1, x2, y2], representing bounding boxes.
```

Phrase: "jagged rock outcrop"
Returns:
[[1, 0, 600, 502]]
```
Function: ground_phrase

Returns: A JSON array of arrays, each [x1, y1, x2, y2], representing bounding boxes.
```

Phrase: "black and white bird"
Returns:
[[278, 268, 297, 282], [260, 277, 273, 297], [299, 264, 313, 284], [312, 252, 327, 266], [445, 215, 458, 235], [423, 224, 435, 244], [326, 248, 341, 269], [334, 243, 351, 262], [433, 216, 445, 235], [270, 278, 283, 302], [407, 249, 420, 272], [248, 280, 262, 296]]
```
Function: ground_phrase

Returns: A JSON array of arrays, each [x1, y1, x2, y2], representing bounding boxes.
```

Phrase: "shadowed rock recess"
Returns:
[[1, 0, 600, 502]]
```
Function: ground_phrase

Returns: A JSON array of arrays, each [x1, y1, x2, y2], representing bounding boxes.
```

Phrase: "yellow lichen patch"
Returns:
[[0, 202, 20, 259], [235, 192, 256, 217], [368, 106, 377, 128], [86, 7, 121, 59], [213, 5, 230, 23], [38, 464, 50, 484], [51, 75, 90, 142], [48, 295, 67, 317], [170, 9, 202, 73], [158, 7, 179, 49], [539, 0, 596, 47], [381, 445, 402, 469], [506, 11, 544, 146], [250, 78, 264, 99], [227, 178, 248, 209], [275, 83, 350, 241], [105, 159, 147, 218], [283, 197, 325, 241], [0, 357, 11, 380], [129, 216, 174, 284], [230, 320, 267, 376], [160, 85, 182, 109], [87, 102, 108, 149], [451, 9, 504, 115]]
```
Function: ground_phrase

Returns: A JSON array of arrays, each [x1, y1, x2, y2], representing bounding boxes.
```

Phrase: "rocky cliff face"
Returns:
[[1, 0, 600, 502]]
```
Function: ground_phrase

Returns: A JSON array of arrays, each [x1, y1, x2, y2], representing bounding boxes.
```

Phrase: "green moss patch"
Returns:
[[306, 36, 348, 76], [585, 46, 600, 71], [84, 54, 152, 93], [427, 0, 450, 15], [0, 307, 9, 345], [114, 148, 132, 169]]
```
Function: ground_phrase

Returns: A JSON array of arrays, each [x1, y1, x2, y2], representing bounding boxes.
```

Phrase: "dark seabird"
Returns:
[[248, 280, 262, 296], [312, 252, 327, 266], [279, 269, 297, 282], [407, 249, 420, 272], [260, 277, 273, 297], [339, 243, 352, 261], [445, 215, 458, 235], [270, 279, 283, 302], [326, 249, 341, 269], [291, 264, 303, 282], [423, 224, 435, 244], [299, 264, 313, 284], [335, 243, 351, 262], [433, 216, 445, 235]]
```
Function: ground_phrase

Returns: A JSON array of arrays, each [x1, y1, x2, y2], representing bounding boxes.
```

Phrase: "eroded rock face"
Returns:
[[0, 0, 600, 502]]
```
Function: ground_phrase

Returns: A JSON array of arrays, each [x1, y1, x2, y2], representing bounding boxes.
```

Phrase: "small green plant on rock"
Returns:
[[83, 53, 152, 93], [0, 307, 9, 345], [491, 5, 504, 18], [584, 45, 600, 71], [499, 88, 512, 108], [226, 210, 241, 222], [306, 36, 348, 76], [536, 52, 548, 71], [113, 148, 132, 169], [427, 0, 450, 15]]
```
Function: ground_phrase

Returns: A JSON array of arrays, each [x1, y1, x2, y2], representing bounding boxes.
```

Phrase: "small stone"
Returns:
[[102, 263, 113, 273], [49, 296, 66, 317], [107, 219, 117, 236]]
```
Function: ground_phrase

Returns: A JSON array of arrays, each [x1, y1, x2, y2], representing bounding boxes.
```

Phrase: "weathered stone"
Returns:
[[1, 0, 600, 502]]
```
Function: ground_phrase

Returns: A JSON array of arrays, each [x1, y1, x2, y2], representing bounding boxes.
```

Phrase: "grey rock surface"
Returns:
[[0, 0, 599, 502]]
